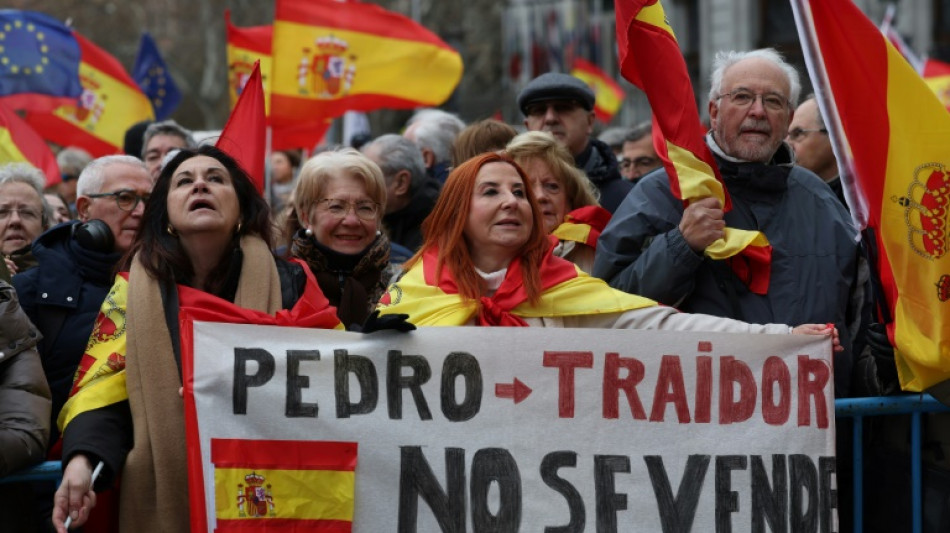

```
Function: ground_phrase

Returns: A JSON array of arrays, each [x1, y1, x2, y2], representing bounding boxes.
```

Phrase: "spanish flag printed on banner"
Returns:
[[270, 0, 462, 128], [570, 58, 625, 123], [211, 438, 356, 532], [614, 0, 772, 294], [794, 0, 950, 393], [0, 102, 60, 186], [25, 33, 154, 157]]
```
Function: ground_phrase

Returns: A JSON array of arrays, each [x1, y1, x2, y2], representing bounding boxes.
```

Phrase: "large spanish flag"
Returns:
[[570, 58, 625, 123], [270, 0, 462, 128], [210, 438, 356, 531], [25, 33, 154, 157], [614, 0, 771, 294], [226, 11, 273, 118], [793, 0, 950, 393], [0, 102, 59, 186]]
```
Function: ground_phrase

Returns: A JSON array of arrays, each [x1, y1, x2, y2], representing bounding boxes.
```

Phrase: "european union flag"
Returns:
[[133, 32, 181, 120], [0, 10, 82, 103]]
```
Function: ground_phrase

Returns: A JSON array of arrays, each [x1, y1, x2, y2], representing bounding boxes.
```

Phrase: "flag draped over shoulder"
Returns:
[[132, 32, 181, 120], [25, 33, 154, 157], [0, 10, 82, 112], [570, 58, 624, 123], [793, 0, 950, 393], [217, 61, 266, 193], [0, 102, 59, 185], [270, 0, 462, 128], [614, 0, 772, 294]]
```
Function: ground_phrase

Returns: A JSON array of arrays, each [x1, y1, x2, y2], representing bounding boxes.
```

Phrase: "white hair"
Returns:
[[404, 109, 466, 166], [708, 48, 801, 108], [76, 155, 147, 197], [0, 163, 45, 195]]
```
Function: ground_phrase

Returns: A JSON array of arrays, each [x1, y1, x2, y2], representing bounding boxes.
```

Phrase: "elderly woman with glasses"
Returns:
[[52, 145, 342, 533], [377, 152, 841, 350], [286, 148, 397, 329]]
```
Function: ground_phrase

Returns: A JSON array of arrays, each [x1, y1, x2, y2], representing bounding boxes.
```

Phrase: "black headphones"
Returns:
[[72, 219, 115, 253]]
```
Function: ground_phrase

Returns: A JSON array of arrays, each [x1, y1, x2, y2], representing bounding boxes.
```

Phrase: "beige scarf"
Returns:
[[120, 235, 281, 532]]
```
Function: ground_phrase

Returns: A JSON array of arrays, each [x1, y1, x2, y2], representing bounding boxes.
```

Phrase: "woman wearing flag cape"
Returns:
[[377, 152, 842, 339], [51, 145, 343, 533]]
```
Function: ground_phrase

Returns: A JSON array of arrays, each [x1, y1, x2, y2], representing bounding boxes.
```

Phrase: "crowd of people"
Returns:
[[0, 46, 896, 532]]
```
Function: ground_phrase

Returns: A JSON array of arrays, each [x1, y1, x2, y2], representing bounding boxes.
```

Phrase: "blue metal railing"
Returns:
[[835, 393, 950, 533], [4, 394, 949, 531]]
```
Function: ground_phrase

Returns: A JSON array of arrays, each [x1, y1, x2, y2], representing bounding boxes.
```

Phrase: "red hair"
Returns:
[[406, 152, 550, 304]]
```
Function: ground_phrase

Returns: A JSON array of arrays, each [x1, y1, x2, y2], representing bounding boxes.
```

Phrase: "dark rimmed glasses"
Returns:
[[87, 189, 151, 212], [716, 89, 790, 112]]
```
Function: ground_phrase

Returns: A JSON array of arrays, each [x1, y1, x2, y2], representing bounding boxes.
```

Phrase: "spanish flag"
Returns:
[[550, 205, 612, 248], [0, 102, 59, 186], [377, 244, 656, 326], [25, 33, 154, 157], [570, 58, 625, 123], [793, 0, 950, 393], [225, 11, 273, 117], [614, 0, 772, 294], [210, 438, 356, 531], [217, 61, 266, 193], [923, 58, 950, 112], [270, 0, 462, 128]]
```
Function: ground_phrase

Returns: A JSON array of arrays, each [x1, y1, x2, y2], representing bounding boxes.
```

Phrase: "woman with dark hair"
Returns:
[[52, 145, 342, 533], [377, 152, 841, 342]]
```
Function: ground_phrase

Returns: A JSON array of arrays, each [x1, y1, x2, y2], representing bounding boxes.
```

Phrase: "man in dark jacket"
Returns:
[[362, 134, 440, 252], [13, 155, 152, 448], [594, 48, 862, 397], [518, 72, 633, 213]]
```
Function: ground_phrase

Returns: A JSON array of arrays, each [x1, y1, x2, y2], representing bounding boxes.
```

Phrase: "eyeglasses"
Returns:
[[317, 199, 379, 221], [525, 100, 582, 118], [619, 156, 660, 171], [787, 127, 828, 141], [86, 189, 151, 212], [0, 206, 41, 222], [716, 89, 790, 112]]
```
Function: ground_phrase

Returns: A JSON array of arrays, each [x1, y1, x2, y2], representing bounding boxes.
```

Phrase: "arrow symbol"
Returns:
[[495, 378, 532, 404]]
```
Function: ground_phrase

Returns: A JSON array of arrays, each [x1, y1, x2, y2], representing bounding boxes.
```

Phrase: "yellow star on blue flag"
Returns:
[[0, 10, 81, 109], [132, 32, 181, 120]]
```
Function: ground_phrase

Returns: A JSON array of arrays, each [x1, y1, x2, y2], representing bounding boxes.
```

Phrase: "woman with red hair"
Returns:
[[378, 152, 840, 341]]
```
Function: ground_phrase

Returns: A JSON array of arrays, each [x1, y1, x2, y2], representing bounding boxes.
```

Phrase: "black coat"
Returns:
[[575, 137, 633, 214]]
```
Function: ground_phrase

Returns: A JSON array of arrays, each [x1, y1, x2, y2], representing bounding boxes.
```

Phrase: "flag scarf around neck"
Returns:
[[570, 58, 625, 123], [217, 61, 266, 193], [801, 0, 950, 392], [24, 33, 154, 157], [0, 10, 82, 112], [58, 267, 343, 432], [132, 32, 181, 120], [377, 244, 657, 326], [270, 0, 463, 128], [615, 0, 772, 295], [0, 102, 59, 185], [551, 205, 612, 247]]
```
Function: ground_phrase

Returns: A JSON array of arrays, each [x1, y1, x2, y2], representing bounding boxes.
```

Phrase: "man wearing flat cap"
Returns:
[[518, 72, 633, 213]]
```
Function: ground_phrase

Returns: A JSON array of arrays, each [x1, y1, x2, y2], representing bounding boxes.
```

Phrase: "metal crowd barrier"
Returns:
[[3, 394, 949, 532], [835, 393, 950, 533]]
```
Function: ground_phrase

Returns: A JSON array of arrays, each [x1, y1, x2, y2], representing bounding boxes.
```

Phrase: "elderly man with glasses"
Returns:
[[595, 48, 863, 398], [12, 156, 152, 497]]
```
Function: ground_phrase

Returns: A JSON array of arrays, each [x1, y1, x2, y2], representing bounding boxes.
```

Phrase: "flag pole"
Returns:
[[265, 125, 273, 205], [790, 0, 868, 232]]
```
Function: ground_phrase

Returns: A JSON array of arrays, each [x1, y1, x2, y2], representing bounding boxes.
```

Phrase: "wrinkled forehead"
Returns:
[[0, 181, 43, 205], [721, 57, 791, 97]]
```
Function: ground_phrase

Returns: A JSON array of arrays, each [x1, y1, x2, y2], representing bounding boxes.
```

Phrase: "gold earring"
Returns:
[[236, 221, 243, 234], [166, 224, 178, 237]]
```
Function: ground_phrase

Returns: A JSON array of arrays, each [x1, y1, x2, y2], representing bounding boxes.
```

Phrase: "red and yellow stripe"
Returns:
[[570, 58, 625, 123]]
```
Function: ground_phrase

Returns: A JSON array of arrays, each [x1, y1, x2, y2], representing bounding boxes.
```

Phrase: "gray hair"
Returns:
[[708, 48, 801, 108], [56, 147, 93, 178], [142, 119, 196, 157], [76, 155, 148, 197], [800, 93, 825, 129], [0, 163, 49, 228], [405, 109, 466, 166], [362, 134, 427, 194], [624, 120, 653, 143], [597, 127, 631, 152]]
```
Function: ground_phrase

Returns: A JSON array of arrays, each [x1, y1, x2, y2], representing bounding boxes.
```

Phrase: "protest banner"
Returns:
[[183, 323, 836, 532]]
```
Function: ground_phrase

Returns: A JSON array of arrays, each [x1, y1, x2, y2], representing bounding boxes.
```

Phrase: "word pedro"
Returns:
[[400, 448, 837, 533], [232, 349, 831, 428]]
